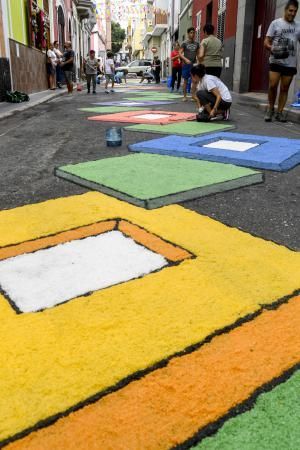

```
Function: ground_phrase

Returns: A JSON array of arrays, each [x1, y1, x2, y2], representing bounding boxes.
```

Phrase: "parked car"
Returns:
[[118, 60, 152, 76]]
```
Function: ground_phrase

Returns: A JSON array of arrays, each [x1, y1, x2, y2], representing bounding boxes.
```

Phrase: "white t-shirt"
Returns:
[[267, 18, 300, 68], [198, 74, 232, 102], [105, 58, 114, 74], [47, 49, 57, 66]]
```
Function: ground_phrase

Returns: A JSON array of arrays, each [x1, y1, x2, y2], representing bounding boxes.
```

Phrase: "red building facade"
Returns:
[[192, 0, 238, 88], [52, 0, 73, 49]]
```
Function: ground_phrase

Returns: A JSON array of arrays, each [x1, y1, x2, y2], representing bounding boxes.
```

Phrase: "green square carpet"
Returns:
[[124, 121, 234, 136], [55, 154, 263, 209]]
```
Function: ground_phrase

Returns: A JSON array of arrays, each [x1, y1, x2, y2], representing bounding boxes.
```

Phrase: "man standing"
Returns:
[[60, 41, 75, 94], [152, 56, 161, 84], [264, 0, 300, 122], [179, 27, 200, 101]]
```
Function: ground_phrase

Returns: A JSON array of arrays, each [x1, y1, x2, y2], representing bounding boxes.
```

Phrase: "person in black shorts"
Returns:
[[264, 0, 300, 122], [60, 41, 75, 94], [179, 27, 200, 101]]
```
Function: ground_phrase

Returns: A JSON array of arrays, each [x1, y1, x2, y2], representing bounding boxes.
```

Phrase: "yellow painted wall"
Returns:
[[132, 23, 144, 54], [7, 0, 44, 45], [7, 0, 28, 45]]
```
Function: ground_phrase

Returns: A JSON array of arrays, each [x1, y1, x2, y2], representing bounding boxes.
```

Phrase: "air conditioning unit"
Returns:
[[188, 7, 192, 17]]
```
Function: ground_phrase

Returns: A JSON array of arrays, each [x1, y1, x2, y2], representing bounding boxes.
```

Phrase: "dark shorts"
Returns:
[[63, 70, 73, 84], [205, 66, 222, 78], [47, 63, 55, 75], [105, 74, 115, 82], [269, 64, 297, 77], [197, 90, 232, 111], [182, 64, 192, 80]]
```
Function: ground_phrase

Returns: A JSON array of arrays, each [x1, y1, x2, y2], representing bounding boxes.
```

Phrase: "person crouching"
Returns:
[[191, 64, 232, 121]]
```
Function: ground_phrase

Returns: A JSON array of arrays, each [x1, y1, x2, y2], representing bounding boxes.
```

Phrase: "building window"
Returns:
[[217, 0, 226, 42], [206, 1, 212, 24], [57, 6, 65, 49], [196, 11, 202, 43]]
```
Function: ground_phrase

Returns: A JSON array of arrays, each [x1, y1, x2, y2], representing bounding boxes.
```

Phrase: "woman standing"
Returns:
[[46, 43, 57, 90], [53, 41, 63, 88], [170, 41, 182, 92], [199, 24, 223, 78], [84, 50, 99, 94]]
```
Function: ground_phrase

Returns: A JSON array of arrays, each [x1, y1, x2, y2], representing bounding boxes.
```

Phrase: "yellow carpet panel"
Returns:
[[0, 192, 299, 442]]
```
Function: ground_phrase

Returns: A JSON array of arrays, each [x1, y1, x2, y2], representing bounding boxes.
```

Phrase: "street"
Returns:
[[0, 84, 299, 249], [0, 82, 300, 449]]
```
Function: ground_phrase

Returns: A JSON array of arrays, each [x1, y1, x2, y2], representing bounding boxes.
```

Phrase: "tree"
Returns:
[[111, 21, 126, 54]]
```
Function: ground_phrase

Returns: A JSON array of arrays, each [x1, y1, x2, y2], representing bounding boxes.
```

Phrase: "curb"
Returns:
[[235, 94, 300, 124], [256, 102, 300, 124]]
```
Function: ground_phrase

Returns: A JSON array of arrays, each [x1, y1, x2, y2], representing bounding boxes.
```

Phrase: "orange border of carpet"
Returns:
[[6, 295, 300, 450], [87, 110, 195, 124]]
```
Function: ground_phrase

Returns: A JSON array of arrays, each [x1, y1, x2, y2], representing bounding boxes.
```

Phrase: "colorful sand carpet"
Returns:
[[124, 121, 234, 136], [55, 154, 263, 208], [129, 132, 300, 171], [0, 192, 299, 449], [87, 110, 195, 124]]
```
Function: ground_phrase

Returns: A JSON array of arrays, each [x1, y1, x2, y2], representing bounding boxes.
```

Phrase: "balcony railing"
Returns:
[[74, 0, 94, 20]]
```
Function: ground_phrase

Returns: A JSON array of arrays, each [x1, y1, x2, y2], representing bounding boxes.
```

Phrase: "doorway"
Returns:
[[249, 0, 276, 92], [57, 6, 65, 50]]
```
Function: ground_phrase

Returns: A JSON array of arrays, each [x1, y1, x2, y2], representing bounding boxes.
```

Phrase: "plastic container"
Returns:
[[106, 127, 122, 147]]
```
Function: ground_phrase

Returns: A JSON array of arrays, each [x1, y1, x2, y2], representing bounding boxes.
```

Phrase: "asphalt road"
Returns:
[[0, 85, 299, 250]]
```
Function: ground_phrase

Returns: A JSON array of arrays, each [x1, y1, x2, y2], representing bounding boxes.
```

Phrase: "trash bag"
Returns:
[[6, 91, 29, 103]]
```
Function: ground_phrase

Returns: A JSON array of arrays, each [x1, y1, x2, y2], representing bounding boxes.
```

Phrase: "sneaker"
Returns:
[[92, 91, 96, 94], [223, 109, 230, 121], [110, 89, 115, 93], [196, 110, 210, 122], [182, 97, 188, 102], [275, 111, 287, 122], [264, 108, 274, 122], [105, 89, 109, 94], [87, 91, 90, 94]]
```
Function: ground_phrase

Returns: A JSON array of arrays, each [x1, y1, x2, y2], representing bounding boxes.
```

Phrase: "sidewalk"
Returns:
[[235, 91, 300, 123], [0, 88, 67, 120]]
